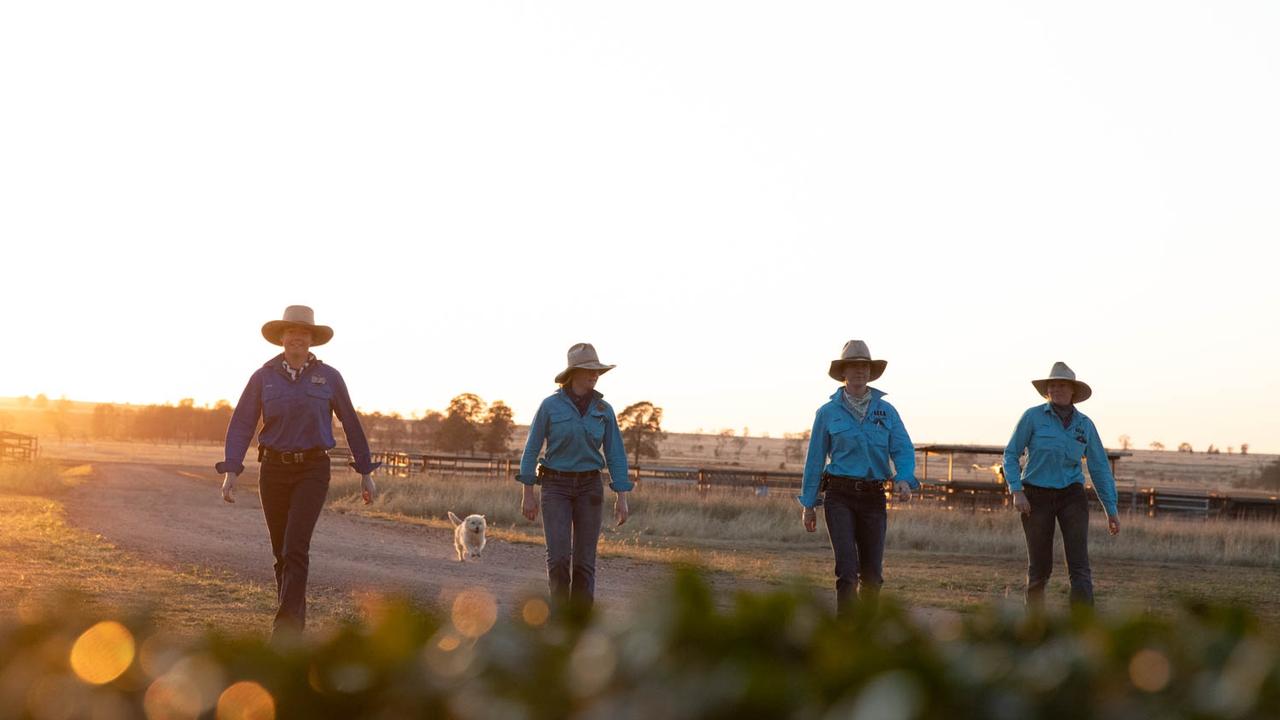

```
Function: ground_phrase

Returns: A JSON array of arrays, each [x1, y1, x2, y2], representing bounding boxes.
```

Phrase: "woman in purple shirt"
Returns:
[[216, 305, 380, 636]]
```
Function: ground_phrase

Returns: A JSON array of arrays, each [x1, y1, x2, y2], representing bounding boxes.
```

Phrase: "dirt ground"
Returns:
[[59, 462, 768, 619]]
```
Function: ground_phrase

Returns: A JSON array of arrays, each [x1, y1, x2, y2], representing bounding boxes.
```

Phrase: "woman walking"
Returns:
[[798, 340, 917, 616], [517, 342, 631, 611], [1003, 362, 1120, 608], [216, 305, 380, 636]]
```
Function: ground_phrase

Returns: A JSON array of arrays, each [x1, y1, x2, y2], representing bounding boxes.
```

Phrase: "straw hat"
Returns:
[[261, 305, 334, 346], [1031, 361, 1092, 403], [828, 340, 887, 382], [555, 343, 616, 384]]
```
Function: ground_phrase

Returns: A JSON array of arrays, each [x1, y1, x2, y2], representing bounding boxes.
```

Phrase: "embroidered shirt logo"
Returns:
[[310, 375, 327, 385]]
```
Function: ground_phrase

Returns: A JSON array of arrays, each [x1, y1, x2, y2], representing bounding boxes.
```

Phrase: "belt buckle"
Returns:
[[293, 452, 305, 464]]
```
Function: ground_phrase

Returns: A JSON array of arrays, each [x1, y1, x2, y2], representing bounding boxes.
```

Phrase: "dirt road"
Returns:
[[61, 463, 762, 617]]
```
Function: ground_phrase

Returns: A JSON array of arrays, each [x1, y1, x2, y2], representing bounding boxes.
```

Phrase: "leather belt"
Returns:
[[822, 473, 888, 494], [258, 446, 330, 465], [537, 466, 601, 481]]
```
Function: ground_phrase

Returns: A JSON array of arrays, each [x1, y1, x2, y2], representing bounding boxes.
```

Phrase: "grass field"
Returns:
[[329, 471, 1280, 622]]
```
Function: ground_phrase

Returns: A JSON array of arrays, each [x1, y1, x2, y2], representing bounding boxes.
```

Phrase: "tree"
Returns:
[[481, 401, 515, 456], [617, 401, 667, 467], [1118, 434, 1132, 451], [1149, 441, 1165, 451], [438, 394, 486, 454], [416, 411, 445, 451], [783, 430, 811, 465], [92, 403, 119, 439], [715, 429, 735, 458], [1241, 443, 1249, 455], [1177, 442, 1193, 453]]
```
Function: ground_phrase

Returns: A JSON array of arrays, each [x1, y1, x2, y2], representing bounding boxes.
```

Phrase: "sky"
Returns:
[[2, 1, 1277, 452]]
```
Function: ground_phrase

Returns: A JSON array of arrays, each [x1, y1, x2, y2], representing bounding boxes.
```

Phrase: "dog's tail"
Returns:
[[448, 511, 462, 526]]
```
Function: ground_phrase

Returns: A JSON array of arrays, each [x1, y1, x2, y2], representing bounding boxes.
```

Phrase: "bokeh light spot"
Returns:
[[451, 588, 497, 638], [521, 598, 550, 627], [70, 621, 135, 685], [217, 681, 275, 720], [1129, 649, 1172, 693]]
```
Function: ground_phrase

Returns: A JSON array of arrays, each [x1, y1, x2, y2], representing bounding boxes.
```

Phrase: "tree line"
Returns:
[[51, 393, 669, 462]]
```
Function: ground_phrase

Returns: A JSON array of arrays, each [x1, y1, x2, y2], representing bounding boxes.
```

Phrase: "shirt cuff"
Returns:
[[609, 480, 634, 493], [348, 460, 383, 475], [795, 494, 823, 509], [215, 460, 244, 475], [516, 474, 537, 486]]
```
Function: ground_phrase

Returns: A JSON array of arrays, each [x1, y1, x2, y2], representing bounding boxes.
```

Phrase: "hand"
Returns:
[[1011, 491, 1031, 515], [1107, 514, 1120, 536], [614, 493, 630, 526], [802, 507, 817, 533], [221, 473, 237, 503], [361, 474, 378, 504], [894, 480, 913, 503], [521, 485, 540, 522]]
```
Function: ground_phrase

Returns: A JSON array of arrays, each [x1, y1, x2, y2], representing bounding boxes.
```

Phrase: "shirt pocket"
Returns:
[[261, 384, 288, 419], [827, 417, 860, 454], [865, 418, 891, 449], [585, 410, 607, 446], [305, 383, 333, 413]]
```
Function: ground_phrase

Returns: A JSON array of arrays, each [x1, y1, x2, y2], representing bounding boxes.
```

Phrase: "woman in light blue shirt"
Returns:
[[1003, 362, 1120, 608], [517, 343, 631, 611], [799, 340, 917, 616]]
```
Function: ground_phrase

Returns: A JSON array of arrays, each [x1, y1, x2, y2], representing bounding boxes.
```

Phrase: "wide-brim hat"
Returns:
[[261, 305, 334, 346], [555, 342, 616, 384], [828, 339, 887, 382], [1031, 361, 1092, 403]]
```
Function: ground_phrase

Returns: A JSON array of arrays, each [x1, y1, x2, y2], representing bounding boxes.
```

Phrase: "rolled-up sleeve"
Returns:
[[216, 372, 262, 476], [1084, 421, 1119, 516], [602, 406, 633, 492], [330, 371, 381, 475], [888, 408, 918, 489], [796, 412, 828, 509], [517, 401, 548, 485], [1002, 411, 1033, 492]]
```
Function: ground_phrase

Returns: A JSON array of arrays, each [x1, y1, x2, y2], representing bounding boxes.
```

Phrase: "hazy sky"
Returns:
[[2, 1, 1277, 452]]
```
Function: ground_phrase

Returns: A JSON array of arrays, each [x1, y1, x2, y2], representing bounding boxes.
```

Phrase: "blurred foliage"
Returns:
[[2, 570, 1277, 720]]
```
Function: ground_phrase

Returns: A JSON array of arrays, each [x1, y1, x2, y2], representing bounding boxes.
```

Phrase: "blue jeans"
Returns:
[[540, 473, 604, 610], [1021, 483, 1094, 607], [823, 488, 887, 616], [258, 457, 330, 634]]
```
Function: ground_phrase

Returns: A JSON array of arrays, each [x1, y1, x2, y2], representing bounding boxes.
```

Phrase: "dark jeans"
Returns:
[[258, 457, 331, 634], [1020, 483, 1093, 607], [540, 473, 604, 610], [823, 488, 887, 616]]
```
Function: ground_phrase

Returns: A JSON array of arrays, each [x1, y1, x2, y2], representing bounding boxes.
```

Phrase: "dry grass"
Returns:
[[331, 472, 1280, 569]]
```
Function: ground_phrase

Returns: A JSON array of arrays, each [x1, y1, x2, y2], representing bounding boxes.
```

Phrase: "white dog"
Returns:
[[448, 511, 487, 561]]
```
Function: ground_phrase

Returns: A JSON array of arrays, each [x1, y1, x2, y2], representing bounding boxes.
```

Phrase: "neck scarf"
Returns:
[[283, 353, 315, 382], [564, 387, 592, 416], [842, 388, 872, 422], [1050, 402, 1074, 428]]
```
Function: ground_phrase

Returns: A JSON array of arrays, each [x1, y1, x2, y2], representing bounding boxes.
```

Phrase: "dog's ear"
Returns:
[[448, 511, 461, 526]]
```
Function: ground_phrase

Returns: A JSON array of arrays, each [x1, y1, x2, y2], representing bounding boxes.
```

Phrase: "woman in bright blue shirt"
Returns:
[[518, 343, 631, 611], [799, 340, 917, 616], [1003, 362, 1120, 608], [216, 305, 380, 636]]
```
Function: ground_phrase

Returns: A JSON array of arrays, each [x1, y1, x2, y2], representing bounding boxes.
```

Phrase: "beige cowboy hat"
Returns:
[[261, 305, 334, 346], [555, 343, 616, 384], [828, 340, 887, 382], [1031, 361, 1092, 403]]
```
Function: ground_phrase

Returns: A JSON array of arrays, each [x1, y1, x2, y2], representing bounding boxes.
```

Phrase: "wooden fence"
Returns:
[[331, 447, 1279, 521], [0, 431, 38, 462]]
